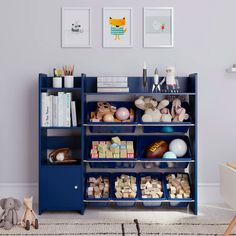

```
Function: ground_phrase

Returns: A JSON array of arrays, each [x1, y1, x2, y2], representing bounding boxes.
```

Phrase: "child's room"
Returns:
[[0, 0, 236, 235]]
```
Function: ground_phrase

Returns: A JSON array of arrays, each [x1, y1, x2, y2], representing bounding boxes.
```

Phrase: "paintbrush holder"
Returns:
[[53, 77, 62, 88], [64, 76, 74, 88]]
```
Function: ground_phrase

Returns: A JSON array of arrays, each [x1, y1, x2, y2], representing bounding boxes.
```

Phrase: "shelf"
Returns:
[[41, 126, 81, 129], [84, 123, 195, 127], [83, 199, 195, 203], [84, 159, 194, 163], [85, 92, 196, 96]]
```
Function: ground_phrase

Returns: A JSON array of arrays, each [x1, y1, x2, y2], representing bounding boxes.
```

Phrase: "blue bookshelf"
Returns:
[[39, 73, 198, 215]]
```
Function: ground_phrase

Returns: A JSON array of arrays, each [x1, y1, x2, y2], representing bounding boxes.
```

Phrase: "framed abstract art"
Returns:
[[103, 7, 133, 48], [144, 7, 174, 47]]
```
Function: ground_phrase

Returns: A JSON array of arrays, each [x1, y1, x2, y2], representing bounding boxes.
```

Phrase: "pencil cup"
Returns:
[[53, 77, 62, 88], [64, 76, 74, 88]]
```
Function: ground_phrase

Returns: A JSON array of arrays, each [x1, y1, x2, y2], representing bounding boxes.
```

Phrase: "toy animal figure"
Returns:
[[0, 198, 21, 230], [21, 197, 38, 231], [171, 98, 189, 122], [109, 17, 127, 40]]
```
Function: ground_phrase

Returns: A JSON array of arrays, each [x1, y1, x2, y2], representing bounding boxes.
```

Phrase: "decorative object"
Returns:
[[152, 68, 160, 92], [143, 62, 148, 92], [145, 140, 168, 158], [63, 65, 74, 88], [21, 197, 38, 231], [0, 198, 21, 230], [103, 7, 133, 47], [48, 148, 78, 164], [53, 68, 63, 88], [163, 151, 177, 159], [169, 139, 187, 157], [62, 7, 92, 47], [115, 107, 130, 121], [166, 173, 191, 198], [144, 7, 174, 47]]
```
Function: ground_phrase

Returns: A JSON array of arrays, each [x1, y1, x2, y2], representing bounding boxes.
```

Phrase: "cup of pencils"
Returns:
[[63, 65, 74, 88]]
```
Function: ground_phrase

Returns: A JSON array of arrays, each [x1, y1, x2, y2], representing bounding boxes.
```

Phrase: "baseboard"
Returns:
[[0, 182, 222, 205]]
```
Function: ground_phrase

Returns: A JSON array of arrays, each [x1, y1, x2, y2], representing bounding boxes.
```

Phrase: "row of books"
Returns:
[[41, 92, 77, 127], [97, 77, 129, 93]]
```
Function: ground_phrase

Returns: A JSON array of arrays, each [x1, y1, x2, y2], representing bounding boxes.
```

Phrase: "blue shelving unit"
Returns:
[[39, 73, 198, 215]]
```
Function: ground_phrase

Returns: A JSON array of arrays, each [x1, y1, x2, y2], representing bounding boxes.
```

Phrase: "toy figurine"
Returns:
[[21, 197, 38, 231], [171, 98, 189, 122]]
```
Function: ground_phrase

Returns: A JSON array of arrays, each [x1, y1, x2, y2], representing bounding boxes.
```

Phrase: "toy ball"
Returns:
[[56, 152, 65, 161], [146, 140, 168, 158], [115, 107, 130, 121], [163, 151, 177, 159], [103, 113, 114, 122], [169, 139, 187, 157]]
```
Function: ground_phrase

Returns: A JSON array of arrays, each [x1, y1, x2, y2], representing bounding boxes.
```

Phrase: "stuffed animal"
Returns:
[[21, 197, 38, 231], [171, 98, 189, 122], [0, 197, 21, 230]]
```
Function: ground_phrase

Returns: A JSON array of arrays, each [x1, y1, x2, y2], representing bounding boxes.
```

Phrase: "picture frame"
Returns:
[[143, 7, 174, 48], [103, 7, 133, 48], [62, 7, 92, 48]]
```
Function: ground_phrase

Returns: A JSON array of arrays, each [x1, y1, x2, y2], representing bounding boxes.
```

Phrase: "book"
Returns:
[[97, 82, 128, 88], [58, 92, 64, 127], [41, 93, 48, 127], [52, 96, 58, 127], [71, 101, 77, 127], [48, 95, 53, 127], [97, 76, 128, 83], [97, 87, 129, 93], [65, 93, 71, 127]]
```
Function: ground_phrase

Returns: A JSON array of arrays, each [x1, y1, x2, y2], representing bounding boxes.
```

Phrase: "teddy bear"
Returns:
[[0, 197, 21, 230]]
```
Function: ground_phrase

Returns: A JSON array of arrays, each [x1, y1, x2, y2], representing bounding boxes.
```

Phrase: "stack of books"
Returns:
[[41, 92, 77, 127], [97, 77, 129, 93]]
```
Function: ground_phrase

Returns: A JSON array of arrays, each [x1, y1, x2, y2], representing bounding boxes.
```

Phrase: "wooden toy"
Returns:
[[145, 140, 168, 158], [166, 174, 191, 198], [87, 176, 109, 199], [140, 176, 163, 198], [21, 197, 38, 231], [114, 175, 137, 199]]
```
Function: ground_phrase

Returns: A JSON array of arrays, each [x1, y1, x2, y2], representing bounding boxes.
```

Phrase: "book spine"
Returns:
[[97, 77, 127, 83], [97, 87, 129, 92], [65, 93, 71, 127], [58, 92, 64, 127], [71, 101, 77, 127], [48, 95, 53, 127], [41, 93, 48, 127], [52, 96, 58, 127], [97, 82, 128, 88]]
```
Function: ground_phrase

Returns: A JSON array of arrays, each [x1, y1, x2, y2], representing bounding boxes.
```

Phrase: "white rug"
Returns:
[[0, 218, 235, 236]]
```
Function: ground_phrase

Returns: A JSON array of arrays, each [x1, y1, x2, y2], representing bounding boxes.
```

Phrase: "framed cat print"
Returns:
[[103, 7, 133, 48], [62, 7, 92, 47], [144, 7, 174, 47]]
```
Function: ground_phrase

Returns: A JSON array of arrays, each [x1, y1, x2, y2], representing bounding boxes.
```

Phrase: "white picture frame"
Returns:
[[103, 7, 133, 48], [143, 7, 174, 48], [62, 7, 92, 48]]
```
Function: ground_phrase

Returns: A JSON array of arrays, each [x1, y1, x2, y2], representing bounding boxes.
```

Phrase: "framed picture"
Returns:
[[103, 7, 133, 48], [62, 7, 92, 47], [144, 7, 174, 48]]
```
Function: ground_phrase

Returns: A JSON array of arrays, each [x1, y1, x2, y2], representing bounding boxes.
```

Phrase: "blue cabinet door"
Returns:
[[40, 166, 83, 211]]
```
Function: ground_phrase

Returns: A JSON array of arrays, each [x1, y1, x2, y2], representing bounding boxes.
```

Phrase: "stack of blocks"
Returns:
[[90, 136, 134, 159], [114, 174, 137, 199], [140, 176, 163, 198], [166, 173, 191, 198], [87, 176, 109, 199]]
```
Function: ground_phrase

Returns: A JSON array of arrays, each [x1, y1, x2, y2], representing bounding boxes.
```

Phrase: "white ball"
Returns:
[[56, 152, 65, 161], [169, 139, 187, 157]]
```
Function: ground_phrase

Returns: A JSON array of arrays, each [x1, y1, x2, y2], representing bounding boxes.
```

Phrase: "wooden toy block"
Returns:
[[99, 141, 106, 145], [113, 153, 119, 158], [121, 141, 127, 145], [127, 153, 134, 158], [99, 152, 105, 158], [105, 150, 113, 158], [91, 153, 98, 158], [111, 136, 121, 145]]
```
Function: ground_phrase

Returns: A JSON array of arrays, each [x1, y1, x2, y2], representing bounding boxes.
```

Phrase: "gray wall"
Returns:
[[0, 0, 236, 195]]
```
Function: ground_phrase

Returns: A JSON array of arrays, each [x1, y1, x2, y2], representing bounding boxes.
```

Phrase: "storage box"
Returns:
[[86, 102, 138, 133]]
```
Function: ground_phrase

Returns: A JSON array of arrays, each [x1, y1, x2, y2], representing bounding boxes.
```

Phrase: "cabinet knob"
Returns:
[[74, 185, 78, 189]]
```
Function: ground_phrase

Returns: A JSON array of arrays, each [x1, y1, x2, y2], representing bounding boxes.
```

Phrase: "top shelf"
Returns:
[[84, 74, 197, 94]]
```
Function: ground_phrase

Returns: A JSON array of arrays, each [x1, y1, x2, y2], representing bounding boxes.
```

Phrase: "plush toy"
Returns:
[[21, 197, 38, 231], [171, 98, 189, 122], [0, 197, 21, 230], [134, 96, 158, 110]]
